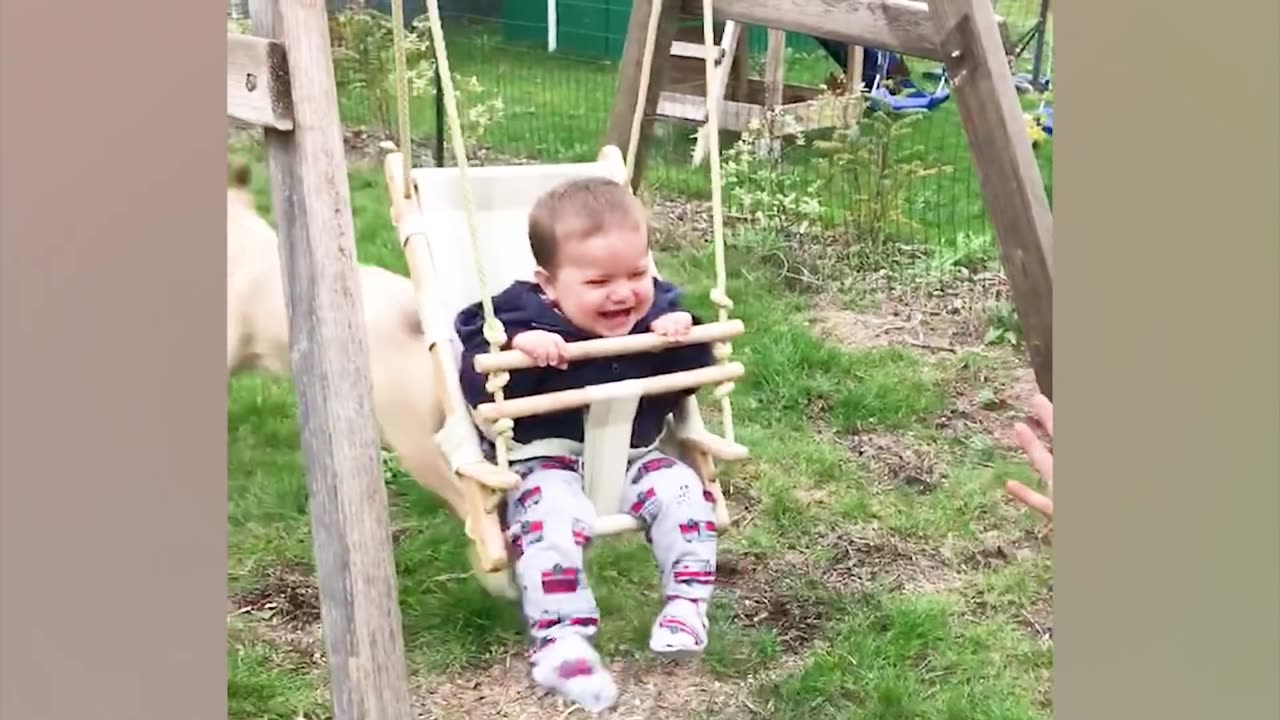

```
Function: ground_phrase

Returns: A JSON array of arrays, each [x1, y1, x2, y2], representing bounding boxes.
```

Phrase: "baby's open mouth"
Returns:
[[598, 308, 633, 321]]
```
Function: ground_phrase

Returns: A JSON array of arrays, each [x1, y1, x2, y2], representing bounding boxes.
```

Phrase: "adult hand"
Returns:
[[1004, 393, 1054, 523]]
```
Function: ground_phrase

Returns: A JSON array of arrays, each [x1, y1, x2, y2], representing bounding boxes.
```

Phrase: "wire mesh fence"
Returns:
[[230, 0, 1053, 267]]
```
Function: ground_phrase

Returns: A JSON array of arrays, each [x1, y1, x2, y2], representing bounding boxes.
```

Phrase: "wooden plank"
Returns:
[[604, 0, 684, 190], [248, 2, 416, 720], [657, 91, 712, 122], [671, 40, 722, 60], [730, 26, 750, 101], [763, 28, 785, 107], [848, 44, 865, 93], [227, 33, 294, 130], [926, 0, 1054, 397], [659, 90, 862, 133], [690, 20, 743, 163], [684, 0, 945, 61]]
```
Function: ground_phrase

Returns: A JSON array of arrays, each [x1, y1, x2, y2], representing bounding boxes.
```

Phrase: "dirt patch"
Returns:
[[964, 528, 1046, 570], [845, 430, 944, 494], [811, 271, 1010, 354], [1018, 591, 1054, 644], [819, 525, 963, 596], [231, 563, 322, 630], [413, 655, 765, 720], [714, 526, 968, 650], [936, 364, 1044, 450], [648, 195, 714, 251], [721, 469, 764, 529], [812, 304, 965, 354], [228, 597, 326, 669], [954, 527, 1054, 644], [716, 551, 832, 652]]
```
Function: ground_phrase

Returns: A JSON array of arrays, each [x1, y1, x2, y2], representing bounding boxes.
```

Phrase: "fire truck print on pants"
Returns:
[[504, 450, 719, 648]]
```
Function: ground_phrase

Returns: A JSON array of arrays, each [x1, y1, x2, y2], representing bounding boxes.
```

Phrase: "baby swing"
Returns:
[[380, 0, 749, 595]]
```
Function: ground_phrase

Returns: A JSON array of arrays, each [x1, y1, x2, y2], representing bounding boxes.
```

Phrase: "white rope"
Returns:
[[699, 0, 736, 443], [419, 0, 516, 468]]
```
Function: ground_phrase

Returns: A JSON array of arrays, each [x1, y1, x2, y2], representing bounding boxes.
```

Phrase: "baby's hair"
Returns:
[[528, 176, 647, 272]]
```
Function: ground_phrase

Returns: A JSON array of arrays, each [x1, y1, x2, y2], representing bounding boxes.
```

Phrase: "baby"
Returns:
[[455, 177, 720, 712]]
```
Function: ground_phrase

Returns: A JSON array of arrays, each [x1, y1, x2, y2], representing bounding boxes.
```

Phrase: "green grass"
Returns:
[[762, 592, 1051, 719], [228, 623, 331, 720], [227, 142, 1052, 716]]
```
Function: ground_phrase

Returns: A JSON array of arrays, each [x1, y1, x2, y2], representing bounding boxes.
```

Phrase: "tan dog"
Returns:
[[227, 163, 517, 598], [226, 162, 467, 522]]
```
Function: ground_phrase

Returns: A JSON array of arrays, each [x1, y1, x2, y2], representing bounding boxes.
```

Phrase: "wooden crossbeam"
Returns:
[[686, 0, 945, 60], [226, 33, 294, 130]]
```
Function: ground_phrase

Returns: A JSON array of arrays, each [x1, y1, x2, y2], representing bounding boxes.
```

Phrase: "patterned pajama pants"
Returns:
[[504, 450, 719, 649]]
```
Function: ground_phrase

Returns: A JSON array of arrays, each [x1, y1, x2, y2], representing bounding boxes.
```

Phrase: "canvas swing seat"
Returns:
[[382, 0, 745, 596], [383, 145, 747, 587]]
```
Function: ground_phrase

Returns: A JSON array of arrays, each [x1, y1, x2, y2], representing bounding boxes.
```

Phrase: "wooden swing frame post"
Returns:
[[231, 1, 415, 718], [611, 0, 1054, 397]]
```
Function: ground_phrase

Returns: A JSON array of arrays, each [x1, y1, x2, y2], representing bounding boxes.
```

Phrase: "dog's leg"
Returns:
[[364, 287, 468, 520]]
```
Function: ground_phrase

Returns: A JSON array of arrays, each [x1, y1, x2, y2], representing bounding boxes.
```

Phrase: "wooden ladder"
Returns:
[[652, 14, 865, 163]]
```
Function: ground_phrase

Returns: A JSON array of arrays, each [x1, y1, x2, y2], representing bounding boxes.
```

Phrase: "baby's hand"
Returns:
[[511, 330, 570, 369], [650, 311, 693, 341]]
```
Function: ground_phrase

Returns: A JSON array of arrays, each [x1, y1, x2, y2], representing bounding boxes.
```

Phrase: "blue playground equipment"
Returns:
[[1038, 104, 1053, 135], [810, 39, 948, 113], [866, 49, 951, 113]]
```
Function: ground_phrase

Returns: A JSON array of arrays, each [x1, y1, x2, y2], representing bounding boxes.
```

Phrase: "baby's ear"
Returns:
[[533, 266, 553, 291]]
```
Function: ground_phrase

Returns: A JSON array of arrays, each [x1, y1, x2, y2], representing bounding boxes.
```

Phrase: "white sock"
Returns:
[[648, 597, 709, 657], [529, 634, 619, 714]]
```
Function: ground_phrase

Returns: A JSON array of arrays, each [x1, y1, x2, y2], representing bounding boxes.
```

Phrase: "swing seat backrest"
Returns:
[[408, 146, 630, 327], [405, 146, 662, 524]]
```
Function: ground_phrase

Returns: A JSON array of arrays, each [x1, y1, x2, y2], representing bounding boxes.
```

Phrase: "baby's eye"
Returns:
[[586, 279, 608, 287]]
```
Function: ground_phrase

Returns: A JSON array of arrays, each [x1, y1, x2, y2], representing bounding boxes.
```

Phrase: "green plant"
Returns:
[[984, 299, 1024, 347], [911, 230, 1000, 281], [327, 9, 504, 156], [816, 110, 954, 266], [721, 110, 825, 236]]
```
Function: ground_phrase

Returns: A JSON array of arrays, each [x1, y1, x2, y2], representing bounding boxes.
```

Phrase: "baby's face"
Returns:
[[537, 224, 654, 337]]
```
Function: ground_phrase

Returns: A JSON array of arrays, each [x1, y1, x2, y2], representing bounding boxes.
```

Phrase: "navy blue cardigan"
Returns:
[[455, 279, 714, 449]]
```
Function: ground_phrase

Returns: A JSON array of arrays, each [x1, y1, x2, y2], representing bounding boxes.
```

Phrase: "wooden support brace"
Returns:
[[605, 0, 684, 190], [227, 33, 294, 130], [671, 40, 724, 61], [247, 1, 414, 719], [927, 0, 1054, 397]]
